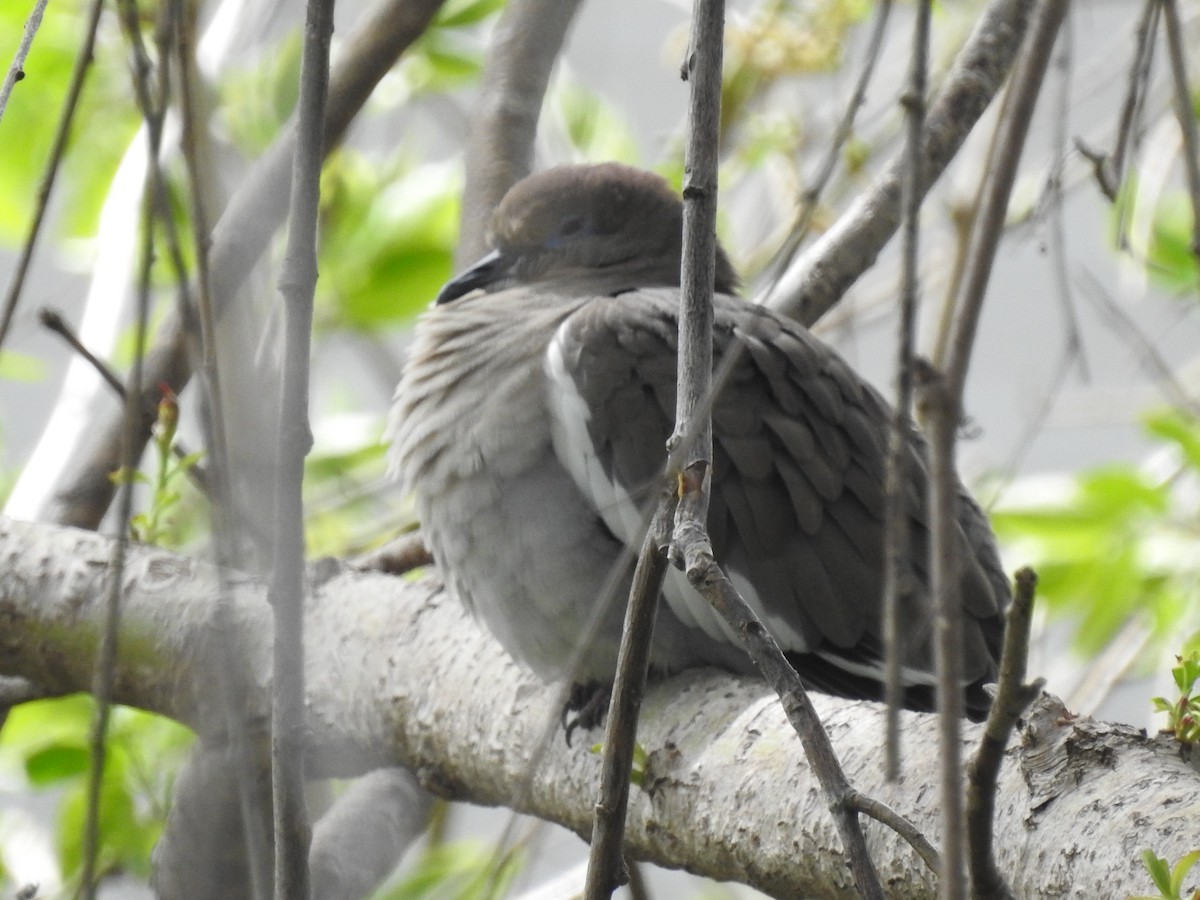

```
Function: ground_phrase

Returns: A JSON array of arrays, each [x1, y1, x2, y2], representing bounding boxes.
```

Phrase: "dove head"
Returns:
[[435, 163, 740, 304]]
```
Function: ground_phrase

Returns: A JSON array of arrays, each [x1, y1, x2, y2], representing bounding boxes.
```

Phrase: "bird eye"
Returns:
[[559, 216, 585, 237]]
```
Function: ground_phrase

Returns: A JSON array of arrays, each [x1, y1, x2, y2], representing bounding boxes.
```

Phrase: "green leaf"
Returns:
[[24, 743, 89, 785], [0, 350, 47, 382], [1171, 850, 1200, 894], [433, 0, 504, 28], [218, 32, 303, 154], [1143, 849, 1174, 896], [372, 841, 524, 900], [552, 80, 640, 163], [1145, 408, 1200, 474], [319, 155, 461, 331]]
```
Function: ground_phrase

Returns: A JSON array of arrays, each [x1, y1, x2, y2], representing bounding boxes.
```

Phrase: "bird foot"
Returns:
[[561, 681, 611, 747]]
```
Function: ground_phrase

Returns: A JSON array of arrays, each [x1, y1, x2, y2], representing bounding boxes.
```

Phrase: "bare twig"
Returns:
[[674, 544, 885, 899], [966, 568, 1044, 900], [584, 494, 676, 899], [1106, 0, 1160, 249], [350, 532, 434, 575], [1039, 21, 1090, 383], [175, 4, 272, 893], [458, 0, 584, 265], [923, 3, 1067, 898], [39, 307, 210, 497], [79, 0, 177, 891], [1112, 0, 1159, 190], [1078, 272, 1200, 418], [269, 0, 337, 894], [0, 0, 105, 353], [1159, 0, 1200, 266], [585, 0, 728, 893], [0, 0, 49, 123], [761, 0, 1039, 326], [882, 0, 931, 784], [848, 789, 940, 874], [38, 309, 126, 398]]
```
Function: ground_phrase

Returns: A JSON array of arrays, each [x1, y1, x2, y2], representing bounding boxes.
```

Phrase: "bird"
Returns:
[[388, 162, 1009, 720]]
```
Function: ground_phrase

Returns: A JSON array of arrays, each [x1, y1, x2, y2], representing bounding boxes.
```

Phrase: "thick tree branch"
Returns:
[[2, 515, 1196, 898]]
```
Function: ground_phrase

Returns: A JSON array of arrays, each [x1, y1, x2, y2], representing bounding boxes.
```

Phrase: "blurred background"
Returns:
[[1, 0, 1198, 895]]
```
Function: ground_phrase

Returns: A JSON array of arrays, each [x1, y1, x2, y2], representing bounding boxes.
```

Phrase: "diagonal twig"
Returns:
[[0, 0, 105, 353]]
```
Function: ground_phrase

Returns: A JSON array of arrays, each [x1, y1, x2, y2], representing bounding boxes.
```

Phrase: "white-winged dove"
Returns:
[[389, 163, 1009, 719]]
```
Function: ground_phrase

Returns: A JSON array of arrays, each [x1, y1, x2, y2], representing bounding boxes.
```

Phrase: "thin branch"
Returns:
[[1159, 0, 1200, 267], [349, 532, 434, 575], [924, 3, 1067, 898], [943, 0, 1066, 407], [882, 0, 931, 784], [966, 568, 1044, 900], [0, 0, 105, 353], [1039, 19, 1090, 383], [457, 0, 584, 265], [79, 0, 176, 891], [673, 541, 886, 899], [848, 790, 940, 874], [38, 307, 210, 497], [1078, 272, 1200, 418], [270, 0, 337, 894], [584, 494, 676, 899], [1111, 0, 1159, 189], [0, 0, 49, 123], [761, 0, 1039, 326], [175, 2, 272, 893], [78, 66, 157, 900], [584, 0, 728, 893], [38, 308, 126, 398]]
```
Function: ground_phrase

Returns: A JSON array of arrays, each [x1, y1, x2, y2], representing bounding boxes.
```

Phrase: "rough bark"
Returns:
[[0, 515, 1195, 899]]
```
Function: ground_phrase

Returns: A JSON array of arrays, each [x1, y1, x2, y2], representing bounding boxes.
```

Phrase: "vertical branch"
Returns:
[[175, 3, 272, 893], [882, 0, 931, 783], [582, 1, 727, 894], [79, 0, 176, 892], [966, 568, 1044, 900], [923, 2, 1068, 898], [672, 0, 724, 472], [1159, 0, 1200, 266], [584, 496, 676, 900], [270, 0, 336, 896]]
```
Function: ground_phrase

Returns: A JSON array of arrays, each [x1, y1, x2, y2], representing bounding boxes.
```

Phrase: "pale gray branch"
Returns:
[[2, 516, 1194, 898]]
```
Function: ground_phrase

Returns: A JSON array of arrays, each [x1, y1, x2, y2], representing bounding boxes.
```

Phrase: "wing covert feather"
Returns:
[[545, 287, 1006, 691]]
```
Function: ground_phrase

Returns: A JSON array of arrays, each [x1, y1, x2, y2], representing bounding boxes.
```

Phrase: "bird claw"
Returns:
[[562, 681, 611, 747]]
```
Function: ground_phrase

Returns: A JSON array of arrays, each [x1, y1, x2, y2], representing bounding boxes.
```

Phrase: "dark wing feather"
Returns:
[[546, 287, 1009, 704]]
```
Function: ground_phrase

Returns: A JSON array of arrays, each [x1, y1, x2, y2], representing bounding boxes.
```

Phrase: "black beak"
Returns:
[[435, 249, 513, 305]]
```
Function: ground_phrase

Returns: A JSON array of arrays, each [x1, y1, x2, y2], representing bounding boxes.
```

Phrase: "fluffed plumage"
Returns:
[[389, 162, 1009, 719]]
